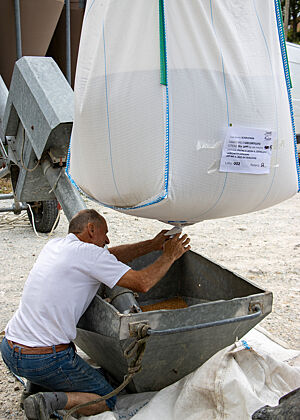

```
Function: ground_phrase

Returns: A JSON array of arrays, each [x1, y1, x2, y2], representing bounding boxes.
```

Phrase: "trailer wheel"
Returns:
[[27, 200, 60, 233]]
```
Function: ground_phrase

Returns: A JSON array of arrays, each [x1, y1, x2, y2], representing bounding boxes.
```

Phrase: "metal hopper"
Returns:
[[76, 250, 272, 393]]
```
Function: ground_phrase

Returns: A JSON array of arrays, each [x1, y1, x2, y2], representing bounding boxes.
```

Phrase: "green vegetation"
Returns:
[[281, 0, 300, 44]]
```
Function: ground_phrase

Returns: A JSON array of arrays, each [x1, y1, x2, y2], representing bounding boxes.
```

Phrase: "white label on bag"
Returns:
[[219, 126, 274, 174]]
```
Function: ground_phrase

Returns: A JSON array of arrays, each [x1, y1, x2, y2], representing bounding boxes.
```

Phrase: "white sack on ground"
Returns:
[[79, 329, 300, 420], [69, 0, 299, 225]]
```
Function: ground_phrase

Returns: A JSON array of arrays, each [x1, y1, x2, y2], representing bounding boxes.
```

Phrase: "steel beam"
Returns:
[[14, 0, 23, 60], [0, 203, 28, 213], [65, 0, 71, 85], [0, 193, 14, 200]]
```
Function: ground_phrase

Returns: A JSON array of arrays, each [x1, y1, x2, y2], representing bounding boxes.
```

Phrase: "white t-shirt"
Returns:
[[5, 234, 130, 346]]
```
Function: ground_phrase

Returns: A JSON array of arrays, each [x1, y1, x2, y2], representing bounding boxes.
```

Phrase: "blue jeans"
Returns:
[[1, 337, 116, 410]]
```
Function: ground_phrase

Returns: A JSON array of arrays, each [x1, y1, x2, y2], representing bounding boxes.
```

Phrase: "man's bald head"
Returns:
[[68, 209, 105, 235]]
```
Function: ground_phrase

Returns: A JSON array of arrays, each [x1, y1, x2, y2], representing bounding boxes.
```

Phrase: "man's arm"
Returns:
[[109, 230, 168, 263], [117, 234, 190, 293]]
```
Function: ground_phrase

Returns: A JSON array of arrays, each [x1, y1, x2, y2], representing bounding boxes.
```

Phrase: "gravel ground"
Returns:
[[0, 193, 299, 419]]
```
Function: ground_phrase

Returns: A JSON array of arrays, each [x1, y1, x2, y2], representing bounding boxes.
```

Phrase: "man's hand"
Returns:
[[163, 233, 191, 262], [109, 229, 170, 263], [118, 232, 191, 292], [151, 230, 169, 251]]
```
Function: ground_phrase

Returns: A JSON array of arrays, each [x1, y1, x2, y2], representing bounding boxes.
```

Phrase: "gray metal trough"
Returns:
[[76, 250, 272, 393]]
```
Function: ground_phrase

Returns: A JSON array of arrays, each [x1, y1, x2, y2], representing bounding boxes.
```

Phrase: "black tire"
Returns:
[[27, 200, 60, 233]]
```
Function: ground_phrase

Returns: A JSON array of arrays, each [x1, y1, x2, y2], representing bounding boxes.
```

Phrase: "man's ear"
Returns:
[[87, 222, 95, 238]]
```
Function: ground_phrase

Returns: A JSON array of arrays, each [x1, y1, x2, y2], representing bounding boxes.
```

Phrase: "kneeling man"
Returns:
[[1, 209, 190, 419]]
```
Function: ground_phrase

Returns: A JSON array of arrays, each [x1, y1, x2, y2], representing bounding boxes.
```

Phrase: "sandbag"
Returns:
[[68, 0, 299, 225]]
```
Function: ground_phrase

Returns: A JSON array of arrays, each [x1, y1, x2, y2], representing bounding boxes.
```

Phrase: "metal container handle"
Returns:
[[147, 305, 262, 336]]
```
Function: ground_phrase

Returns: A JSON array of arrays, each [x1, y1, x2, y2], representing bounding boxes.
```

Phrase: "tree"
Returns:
[[281, 0, 300, 43]]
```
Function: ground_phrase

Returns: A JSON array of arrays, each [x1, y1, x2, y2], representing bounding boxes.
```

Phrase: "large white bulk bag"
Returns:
[[68, 0, 299, 226]]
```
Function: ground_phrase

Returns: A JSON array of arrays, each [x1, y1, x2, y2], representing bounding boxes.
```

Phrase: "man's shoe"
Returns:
[[20, 381, 49, 410], [24, 393, 52, 420]]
